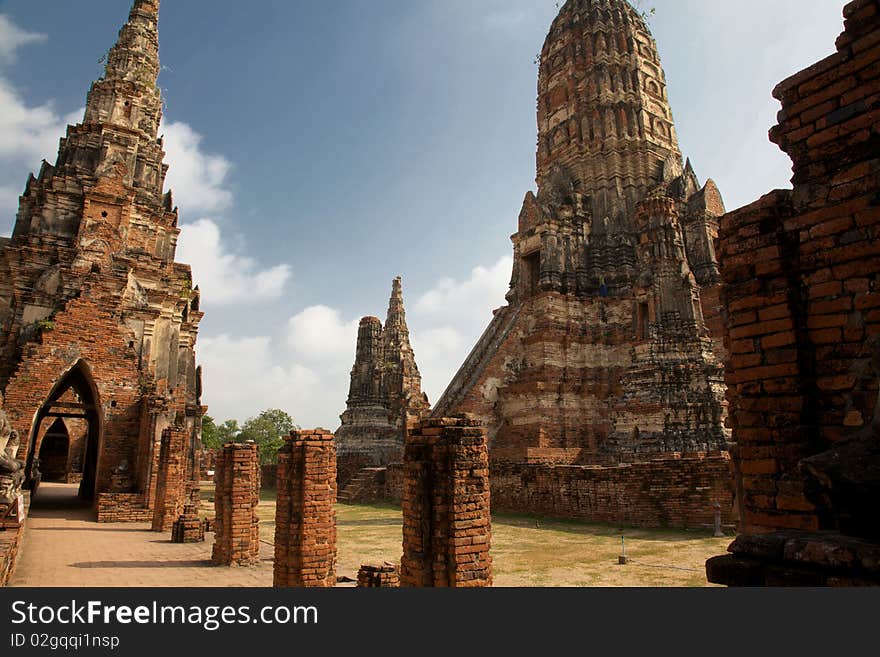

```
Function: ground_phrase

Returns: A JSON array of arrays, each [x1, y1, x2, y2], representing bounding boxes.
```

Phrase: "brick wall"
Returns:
[[96, 493, 153, 523], [400, 416, 492, 588], [211, 443, 260, 566], [707, 0, 880, 586], [716, 0, 880, 537], [273, 429, 337, 587], [491, 454, 734, 529]]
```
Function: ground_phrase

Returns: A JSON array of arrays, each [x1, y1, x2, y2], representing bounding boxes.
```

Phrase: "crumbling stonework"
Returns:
[[0, 0, 204, 522], [492, 453, 732, 528], [707, 0, 880, 586], [432, 0, 731, 526], [357, 563, 399, 588], [336, 278, 429, 487], [273, 429, 337, 588], [171, 485, 205, 544], [400, 417, 492, 588], [211, 443, 260, 566]]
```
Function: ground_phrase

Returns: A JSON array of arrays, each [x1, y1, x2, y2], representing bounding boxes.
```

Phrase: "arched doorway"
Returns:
[[25, 361, 102, 501], [38, 418, 70, 482]]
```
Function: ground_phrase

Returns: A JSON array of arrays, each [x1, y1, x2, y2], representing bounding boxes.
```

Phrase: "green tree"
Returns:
[[202, 416, 242, 449], [217, 419, 241, 445], [201, 414, 220, 449], [239, 409, 297, 465]]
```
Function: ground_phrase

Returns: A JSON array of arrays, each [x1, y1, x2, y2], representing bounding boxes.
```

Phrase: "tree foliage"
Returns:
[[239, 409, 298, 465], [201, 415, 241, 450]]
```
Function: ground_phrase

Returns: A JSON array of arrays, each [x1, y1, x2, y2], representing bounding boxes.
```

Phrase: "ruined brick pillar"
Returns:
[[400, 416, 492, 587], [211, 442, 260, 566], [171, 485, 205, 544], [151, 427, 188, 532], [273, 429, 337, 587]]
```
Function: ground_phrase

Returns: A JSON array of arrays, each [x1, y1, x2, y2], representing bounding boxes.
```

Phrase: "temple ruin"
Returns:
[[335, 277, 429, 487], [432, 0, 733, 527], [0, 0, 204, 522]]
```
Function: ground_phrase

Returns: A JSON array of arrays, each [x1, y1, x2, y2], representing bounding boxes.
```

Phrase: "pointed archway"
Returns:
[[25, 360, 102, 501]]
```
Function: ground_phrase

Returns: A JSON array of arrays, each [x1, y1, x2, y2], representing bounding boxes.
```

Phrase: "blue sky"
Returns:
[[0, 0, 845, 428]]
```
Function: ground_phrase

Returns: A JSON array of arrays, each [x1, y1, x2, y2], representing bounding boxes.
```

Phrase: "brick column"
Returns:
[[273, 429, 337, 587], [151, 427, 187, 532], [211, 442, 260, 566], [400, 416, 492, 587]]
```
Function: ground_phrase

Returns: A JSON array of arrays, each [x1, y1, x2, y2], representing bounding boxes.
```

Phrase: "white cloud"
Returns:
[[0, 15, 46, 63], [0, 81, 80, 166], [196, 334, 335, 429], [415, 255, 511, 324], [0, 15, 82, 231], [410, 326, 466, 404], [176, 218, 291, 305], [197, 318, 357, 430], [161, 120, 233, 215], [286, 305, 359, 364]]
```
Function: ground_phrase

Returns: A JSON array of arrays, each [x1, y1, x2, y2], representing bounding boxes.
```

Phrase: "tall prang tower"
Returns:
[[0, 0, 204, 524], [434, 0, 730, 473], [335, 277, 429, 487]]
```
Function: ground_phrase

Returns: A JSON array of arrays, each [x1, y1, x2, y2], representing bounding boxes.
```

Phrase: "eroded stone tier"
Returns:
[[0, 0, 203, 519], [434, 0, 729, 467], [335, 278, 429, 483]]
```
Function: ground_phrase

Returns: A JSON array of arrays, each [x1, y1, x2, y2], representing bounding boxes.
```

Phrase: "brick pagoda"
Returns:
[[432, 0, 733, 526], [0, 0, 204, 521]]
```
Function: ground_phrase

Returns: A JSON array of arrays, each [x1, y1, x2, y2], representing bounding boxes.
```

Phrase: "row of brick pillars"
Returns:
[[206, 418, 493, 588]]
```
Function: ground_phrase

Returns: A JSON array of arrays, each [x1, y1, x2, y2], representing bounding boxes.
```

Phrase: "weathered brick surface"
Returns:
[[400, 416, 492, 588], [491, 454, 734, 529], [171, 486, 205, 544], [273, 429, 336, 587], [211, 443, 260, 566], [357, 563, 399, 588], [431, 0, 730, 525], [0, 0, 204, 522], [708, 0, 880, 586], [151, 427, 188, 532], [96, 493, 153, 523]]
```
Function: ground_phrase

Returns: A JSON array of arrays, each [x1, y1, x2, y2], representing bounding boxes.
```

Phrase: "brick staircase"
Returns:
[[337, 467, 386, 504]]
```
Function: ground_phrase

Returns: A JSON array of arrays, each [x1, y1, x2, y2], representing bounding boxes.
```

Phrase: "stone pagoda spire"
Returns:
[[433, 0, 729, 474], [536, 0, 682, 223], [12, 0, 171, 243], [335, 278, 429, 488], [83, 0, 162, 139], [383, 276, 413, 354]]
